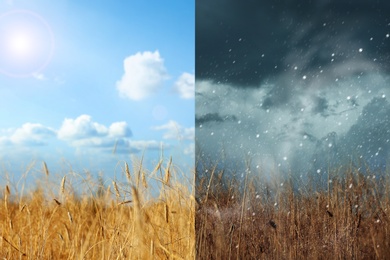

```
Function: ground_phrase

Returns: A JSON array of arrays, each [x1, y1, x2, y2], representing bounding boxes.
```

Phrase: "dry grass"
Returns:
[[196, 164, 390, 259], [0, 160, 195, 259]]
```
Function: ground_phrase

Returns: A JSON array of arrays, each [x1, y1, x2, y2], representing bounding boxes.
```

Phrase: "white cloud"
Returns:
[[32, 72, 47, 81], [173, 72, 194, 99], [54, 114, 169, 156], [116, 50, 169, 100], [3, 123, 56, 146], [58, 115, 109, 140], [58, 115, 115, 140], [0, 123, 56, 146], [58, 115, 133, 150], [152, 120, 194, 141], [109, 121, 132, 138]]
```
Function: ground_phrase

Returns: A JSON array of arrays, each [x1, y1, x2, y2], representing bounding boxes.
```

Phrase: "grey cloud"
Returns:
[[308, 97, 390, 174], [196, 77, 390, 179], [196, 1, 390, 180], [312, 97, 329, 116], [195, 113, 238, 126], [340, 97, 390, 169]]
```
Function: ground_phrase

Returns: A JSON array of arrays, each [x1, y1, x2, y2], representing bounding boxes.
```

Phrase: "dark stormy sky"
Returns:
[[196, 0, 390, 179]]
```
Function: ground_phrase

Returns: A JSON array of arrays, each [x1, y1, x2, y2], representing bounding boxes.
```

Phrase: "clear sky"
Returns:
[[0, 0, 194, 184]]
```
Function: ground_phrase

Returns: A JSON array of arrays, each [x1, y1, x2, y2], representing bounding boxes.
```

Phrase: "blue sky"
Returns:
[[0, 0, 194, 184]]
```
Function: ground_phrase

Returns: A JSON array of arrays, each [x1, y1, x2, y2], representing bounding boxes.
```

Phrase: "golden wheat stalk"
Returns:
[[53, 198, 62, 206], [164, 204, 169, 223], [117, 200, 132, 205], [125, 162, 131, 183], [136, 152, 145, 189], [61, 176, 66, 194], [42, 161, 49, 176], [67, 211, 73, 224], [113, 181, 120, 198], [132, 186, 142, 225], [164, 157, 172, 185], [150, 239, 154, 256], [2, 236, 26, 256], [142, 170, 148, 188], [4, 185, 10, 212], [152, 159, 163, 174], [105, 185, 111, 201], [20, 204, 26, 212]]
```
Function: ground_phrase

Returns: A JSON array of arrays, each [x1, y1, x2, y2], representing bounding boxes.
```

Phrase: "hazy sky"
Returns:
[[196, 0, 390, 179], [0, 0, 194, 183]]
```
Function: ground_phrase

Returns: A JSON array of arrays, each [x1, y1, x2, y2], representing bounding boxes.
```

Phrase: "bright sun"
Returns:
[[0, 10, 54, 77], [6, 31, 35, 58]]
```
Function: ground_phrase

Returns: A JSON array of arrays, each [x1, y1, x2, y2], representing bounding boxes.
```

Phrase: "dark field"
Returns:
[[196, 165, 390, 259]]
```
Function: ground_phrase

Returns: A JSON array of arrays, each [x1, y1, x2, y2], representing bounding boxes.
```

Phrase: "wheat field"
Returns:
[[0, 159, 195, 259], [2, 157, 390, 259], [196, 164, 390, 259]]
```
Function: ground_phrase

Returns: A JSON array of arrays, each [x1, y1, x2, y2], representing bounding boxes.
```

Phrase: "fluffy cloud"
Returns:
[[58, 115, 132, 140], [108, 122, 132, 138], [116, 50, 169, 100], [57, 115, 134, 152], [58, 115, 109, 140], [173, 72, 195, 99], [0, 115, 170, 157], [0, 123, 56, 146], [152, 120, 194, 141]]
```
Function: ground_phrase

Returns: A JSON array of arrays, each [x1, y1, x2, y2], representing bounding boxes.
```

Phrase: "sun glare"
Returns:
[[6, 31, 35, 58], [0, 10, 54, 77]]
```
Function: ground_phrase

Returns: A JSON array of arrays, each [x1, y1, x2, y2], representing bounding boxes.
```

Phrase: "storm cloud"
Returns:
[[197, 0, 390, 87], [196, 0, 390, 179]]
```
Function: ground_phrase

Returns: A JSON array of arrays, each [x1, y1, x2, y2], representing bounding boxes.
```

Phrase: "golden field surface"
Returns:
[[196, 165, 390, 259], [3, 158, 390, 259], [0, 160, 195, 259]]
